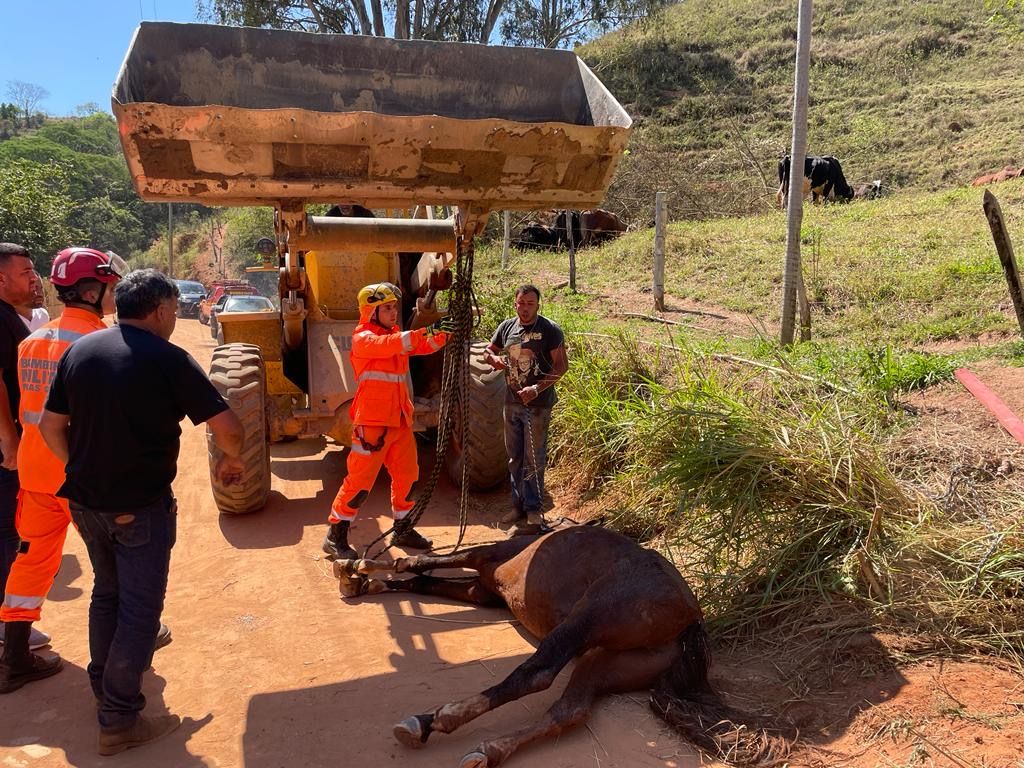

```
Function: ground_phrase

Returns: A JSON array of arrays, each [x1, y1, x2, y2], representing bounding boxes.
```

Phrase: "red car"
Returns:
[[198, 281, 259, 325]]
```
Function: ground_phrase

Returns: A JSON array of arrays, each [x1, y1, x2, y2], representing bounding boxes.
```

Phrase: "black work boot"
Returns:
[[0, 621, 63, 694], [391, 520, 432, 551], [322, 521, 357, 560]]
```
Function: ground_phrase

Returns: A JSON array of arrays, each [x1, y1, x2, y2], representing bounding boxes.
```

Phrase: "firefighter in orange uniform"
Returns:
[[0, 248, 124, 693], [322, 282, 454, 560]]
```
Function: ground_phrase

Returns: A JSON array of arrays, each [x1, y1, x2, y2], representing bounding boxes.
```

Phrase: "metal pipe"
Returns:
[[290, 216, 458, 253]]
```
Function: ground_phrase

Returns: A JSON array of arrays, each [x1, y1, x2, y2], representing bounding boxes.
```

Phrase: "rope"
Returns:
[[362, 232, 478, 558]]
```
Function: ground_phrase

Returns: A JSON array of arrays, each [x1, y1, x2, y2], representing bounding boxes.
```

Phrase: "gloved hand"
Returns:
[[428, 316, 458, 336]]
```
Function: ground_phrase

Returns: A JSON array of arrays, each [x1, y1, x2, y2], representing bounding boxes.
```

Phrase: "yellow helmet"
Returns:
[[357, 282, 402, 310]]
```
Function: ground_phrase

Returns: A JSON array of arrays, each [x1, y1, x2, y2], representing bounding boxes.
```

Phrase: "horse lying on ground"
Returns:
[[333, 524, 786, 767]]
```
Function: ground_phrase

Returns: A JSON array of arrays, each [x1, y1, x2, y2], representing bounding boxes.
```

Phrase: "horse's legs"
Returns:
[[460, 643, 680, 768], [382, 575, 505, 607], [360, 536, 539, 575], [337, 537, 539, 597], [393, 614, 589, 748]]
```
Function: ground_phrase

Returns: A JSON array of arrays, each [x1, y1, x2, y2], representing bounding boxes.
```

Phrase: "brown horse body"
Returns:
[[334, 525, 769, 768]]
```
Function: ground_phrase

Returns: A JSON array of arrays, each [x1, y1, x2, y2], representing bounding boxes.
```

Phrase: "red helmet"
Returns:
[[50, 248, 127, 287]]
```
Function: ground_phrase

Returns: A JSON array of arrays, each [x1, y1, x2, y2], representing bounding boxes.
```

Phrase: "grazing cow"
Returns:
[[518, 209, 627, 251], [971, 165, 1023, 187], [334, 523, 785, 768], [513, 221, 560, 251], [555, 209, 629, 249], [579, 209, 628, 246], [853, 180, 882, 200], [776, 155, 855, 209], [553, 210, 584, 250]]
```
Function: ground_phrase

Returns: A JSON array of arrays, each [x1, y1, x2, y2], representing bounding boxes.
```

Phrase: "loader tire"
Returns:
[[446, 342, 508, 491], [207, 343, 271, 514]]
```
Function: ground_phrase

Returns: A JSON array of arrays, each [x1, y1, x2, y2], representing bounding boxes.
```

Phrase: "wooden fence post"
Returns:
[[983, 189, 1024, 337], [780, 0, 813, 344], [567, 210, 577, 292], [502, 210, 510, 269], [653, 192, 666, 311]]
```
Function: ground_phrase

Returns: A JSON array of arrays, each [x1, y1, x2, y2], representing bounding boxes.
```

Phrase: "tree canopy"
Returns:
[[198, 0, 666, 48], [0, 113, 212, 271]]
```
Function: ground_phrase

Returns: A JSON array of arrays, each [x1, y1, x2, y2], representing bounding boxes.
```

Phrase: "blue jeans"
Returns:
[[0, 467, 20, 599], [503, 403, 552, 514], [70, 493, 177, 730]]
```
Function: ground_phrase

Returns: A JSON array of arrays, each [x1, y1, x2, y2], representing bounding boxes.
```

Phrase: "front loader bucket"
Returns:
[[112, 23, 631, 209]]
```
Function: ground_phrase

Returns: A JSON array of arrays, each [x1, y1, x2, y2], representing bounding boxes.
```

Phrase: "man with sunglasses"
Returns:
[[0, 248, 125, 693], [323, 281, 453, 560]]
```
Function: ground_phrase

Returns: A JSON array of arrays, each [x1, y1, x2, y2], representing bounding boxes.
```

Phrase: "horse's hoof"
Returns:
[[460, 751, 489, 768], [333, 560, 369, 598], [393, 716, 430, 749]]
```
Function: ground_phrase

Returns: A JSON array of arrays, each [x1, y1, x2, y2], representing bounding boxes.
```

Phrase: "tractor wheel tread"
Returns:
[[207, 343, 271, 515]]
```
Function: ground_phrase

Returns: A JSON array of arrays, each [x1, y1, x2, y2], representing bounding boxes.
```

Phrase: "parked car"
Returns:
[[174, 279, 207, 318], [198, 280, 259, 325], [210, 294, 276, 343]]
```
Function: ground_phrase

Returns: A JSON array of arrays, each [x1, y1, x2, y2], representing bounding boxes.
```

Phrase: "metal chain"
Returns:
[[362, 233, 476, 558]]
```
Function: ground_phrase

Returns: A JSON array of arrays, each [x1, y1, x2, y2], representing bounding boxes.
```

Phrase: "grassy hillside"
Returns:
[[580, 0, 1024, 219]]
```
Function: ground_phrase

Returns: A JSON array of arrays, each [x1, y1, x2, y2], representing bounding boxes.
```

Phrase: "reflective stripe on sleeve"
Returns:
[[350, 442, 372, 456], [20, 409, 42, 425], [400, 330, 414, 352]]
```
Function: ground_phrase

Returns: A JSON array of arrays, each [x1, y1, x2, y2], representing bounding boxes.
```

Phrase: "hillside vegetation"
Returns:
[[581, 0, 1024, 219]]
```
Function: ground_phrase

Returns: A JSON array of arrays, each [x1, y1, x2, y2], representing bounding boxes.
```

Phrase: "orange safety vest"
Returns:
[[17, 308, 107, 493], [349, 305, 447, 428]]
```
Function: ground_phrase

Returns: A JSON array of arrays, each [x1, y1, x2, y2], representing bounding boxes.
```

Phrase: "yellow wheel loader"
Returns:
[[113, 23, 630, 514]]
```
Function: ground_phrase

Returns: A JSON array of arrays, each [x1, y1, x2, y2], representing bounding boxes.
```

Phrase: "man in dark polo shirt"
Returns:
[[0, 244, 36, 648], [37, 269, 245, 755], [485, 284, 568, 526]]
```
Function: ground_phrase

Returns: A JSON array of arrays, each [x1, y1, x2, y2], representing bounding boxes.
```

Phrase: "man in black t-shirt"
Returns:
[[0, 244, 36, 648], [38, 269, 244, 755], [485, 284, 569, 525]]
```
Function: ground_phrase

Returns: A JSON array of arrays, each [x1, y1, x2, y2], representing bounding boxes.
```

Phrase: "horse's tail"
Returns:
[[651, 622, 791, 767]]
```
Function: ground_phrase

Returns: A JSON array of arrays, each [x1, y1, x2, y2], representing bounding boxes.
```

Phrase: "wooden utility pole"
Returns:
[[983, 189, 1024, 336], [780, 0, 813, 345], [167, 203, 174, 278], [502, 210, 510, 269], [653, 191, 666, 311]]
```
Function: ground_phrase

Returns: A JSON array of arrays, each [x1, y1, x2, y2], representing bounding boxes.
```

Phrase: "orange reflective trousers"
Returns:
[[1, 308, 106, 624], [1, 492, 72, 623], [329, 425, 418, 523]]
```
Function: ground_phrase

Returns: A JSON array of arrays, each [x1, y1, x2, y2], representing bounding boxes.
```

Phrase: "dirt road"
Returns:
[[0, 319, 686, 768]]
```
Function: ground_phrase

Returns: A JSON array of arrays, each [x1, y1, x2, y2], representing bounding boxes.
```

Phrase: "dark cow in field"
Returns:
[[515, 209, 627, 251], [514, 221, 560, 250], [776, 155, 855, 209], [970, 165, 1024, 187]]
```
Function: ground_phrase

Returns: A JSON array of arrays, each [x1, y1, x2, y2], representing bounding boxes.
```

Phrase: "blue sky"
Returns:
[[2, 0, 203, 117]]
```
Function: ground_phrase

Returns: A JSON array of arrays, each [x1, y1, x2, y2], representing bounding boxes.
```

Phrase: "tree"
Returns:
[[0, 159, 83, 271], [200, 0, 506, 42], [74, 102, 103, 117], [199, 0, 661, 47], [501, 0, 667, 49], [6, 81, 49, 128]]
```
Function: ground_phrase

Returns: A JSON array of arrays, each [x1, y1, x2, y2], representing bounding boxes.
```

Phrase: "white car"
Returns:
[[210, 295, 275, 343]]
